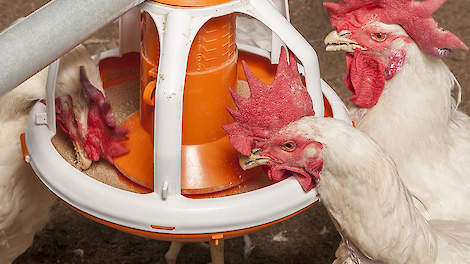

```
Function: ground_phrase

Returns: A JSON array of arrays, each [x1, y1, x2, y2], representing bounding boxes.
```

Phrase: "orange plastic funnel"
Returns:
[[116, 13, 253, 194]]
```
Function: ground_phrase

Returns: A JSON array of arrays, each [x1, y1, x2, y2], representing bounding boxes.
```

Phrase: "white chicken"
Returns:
[[162, 16, 272, 264], [225, 48, 470, 263], [245, 116, 470, 263], [0, 44, 127, 263], [323, 0, 470, 222]]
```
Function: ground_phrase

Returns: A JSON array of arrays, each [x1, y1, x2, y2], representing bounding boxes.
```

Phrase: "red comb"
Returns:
[[223, 48, 314, 156], [324, 0, 468, 57]]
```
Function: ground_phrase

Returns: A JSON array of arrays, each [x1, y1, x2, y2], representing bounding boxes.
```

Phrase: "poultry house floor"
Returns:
[[2, 0, 470, 263]]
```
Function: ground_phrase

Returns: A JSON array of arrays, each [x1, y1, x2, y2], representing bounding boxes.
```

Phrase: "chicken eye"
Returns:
[[371, 33, 387, 42], [281, 141, 296, 152]]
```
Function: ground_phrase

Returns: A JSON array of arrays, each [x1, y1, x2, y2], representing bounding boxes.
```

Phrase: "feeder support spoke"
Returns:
[[154, 11, 194, 198]]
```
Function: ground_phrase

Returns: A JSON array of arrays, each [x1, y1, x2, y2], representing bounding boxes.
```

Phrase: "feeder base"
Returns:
[[113, 111, 266, 195], [65, 199, 317, 242]]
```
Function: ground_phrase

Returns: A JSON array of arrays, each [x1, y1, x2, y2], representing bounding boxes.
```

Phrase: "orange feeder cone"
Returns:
[[114, 10, 261, 195]]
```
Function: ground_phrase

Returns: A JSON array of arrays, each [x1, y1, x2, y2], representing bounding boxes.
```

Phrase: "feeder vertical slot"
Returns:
[[153, 11, 193, 198]]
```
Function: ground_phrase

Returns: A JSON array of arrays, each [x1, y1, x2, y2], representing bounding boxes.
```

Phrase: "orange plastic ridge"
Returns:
[[151, 225, 176, 231], [187, 14, 236, 73]]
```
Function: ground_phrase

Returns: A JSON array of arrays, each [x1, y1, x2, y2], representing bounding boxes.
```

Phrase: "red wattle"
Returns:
[[267, 165, 316, 192], [345, 52, 386, 108]]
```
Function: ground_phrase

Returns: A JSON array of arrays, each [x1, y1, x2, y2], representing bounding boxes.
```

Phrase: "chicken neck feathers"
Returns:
[[301, 117, 470, 263], [352, 43, 470, 221]]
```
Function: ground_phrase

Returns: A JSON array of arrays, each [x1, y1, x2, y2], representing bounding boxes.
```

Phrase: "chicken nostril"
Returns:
[[339, 30, 351, 37], [251, 148, 261, 155]]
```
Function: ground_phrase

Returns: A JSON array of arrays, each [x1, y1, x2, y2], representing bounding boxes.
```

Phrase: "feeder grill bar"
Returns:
[[0, 0, 144, 96]]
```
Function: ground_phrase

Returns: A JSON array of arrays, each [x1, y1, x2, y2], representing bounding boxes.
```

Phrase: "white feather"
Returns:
[[286, 117, 470, 263], [353, 42, 470, 221]]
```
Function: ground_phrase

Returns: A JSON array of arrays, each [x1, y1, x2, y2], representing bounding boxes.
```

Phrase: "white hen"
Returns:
[[323, 0, 470, 222], [281, 117, 470, 264], [224, 44, 470, 263], [0, 44, 118, 263]]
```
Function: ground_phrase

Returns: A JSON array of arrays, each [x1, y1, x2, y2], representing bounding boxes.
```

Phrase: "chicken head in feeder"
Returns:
[[11, 0, 351, 243]]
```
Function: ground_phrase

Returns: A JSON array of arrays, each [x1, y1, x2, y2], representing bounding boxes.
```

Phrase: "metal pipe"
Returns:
[[0, 0, 144, 96]]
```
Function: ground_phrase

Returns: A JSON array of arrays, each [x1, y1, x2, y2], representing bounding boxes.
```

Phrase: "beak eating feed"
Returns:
[[239, 152, 271, 171]]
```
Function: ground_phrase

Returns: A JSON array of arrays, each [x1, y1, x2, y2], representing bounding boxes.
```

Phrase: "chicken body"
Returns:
[[351, 41, 470, 221], [224, 42, 470, 262], [0, 44, 124, 263], [261, 116, 470, 263], [0, 106, 55, 263], [226, 75, 470, 262]]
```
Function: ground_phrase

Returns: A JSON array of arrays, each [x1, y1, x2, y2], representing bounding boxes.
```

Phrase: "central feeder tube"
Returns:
[[141, 9, 239, 197]]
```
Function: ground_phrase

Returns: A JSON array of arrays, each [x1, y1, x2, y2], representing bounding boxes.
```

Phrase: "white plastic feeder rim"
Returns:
[[26, 0, 351, 235]]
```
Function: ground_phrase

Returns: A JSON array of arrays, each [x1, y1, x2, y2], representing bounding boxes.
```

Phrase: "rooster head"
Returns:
[[323, 0, 468, 108], [238, 127, 324, 192], [55, 67, 129, 169], [223, 48, 321, 192]]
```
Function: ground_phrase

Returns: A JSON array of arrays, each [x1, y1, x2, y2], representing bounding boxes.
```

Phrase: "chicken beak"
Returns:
[[324, 30, 366, 53], [239, 154, 271, 170]]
